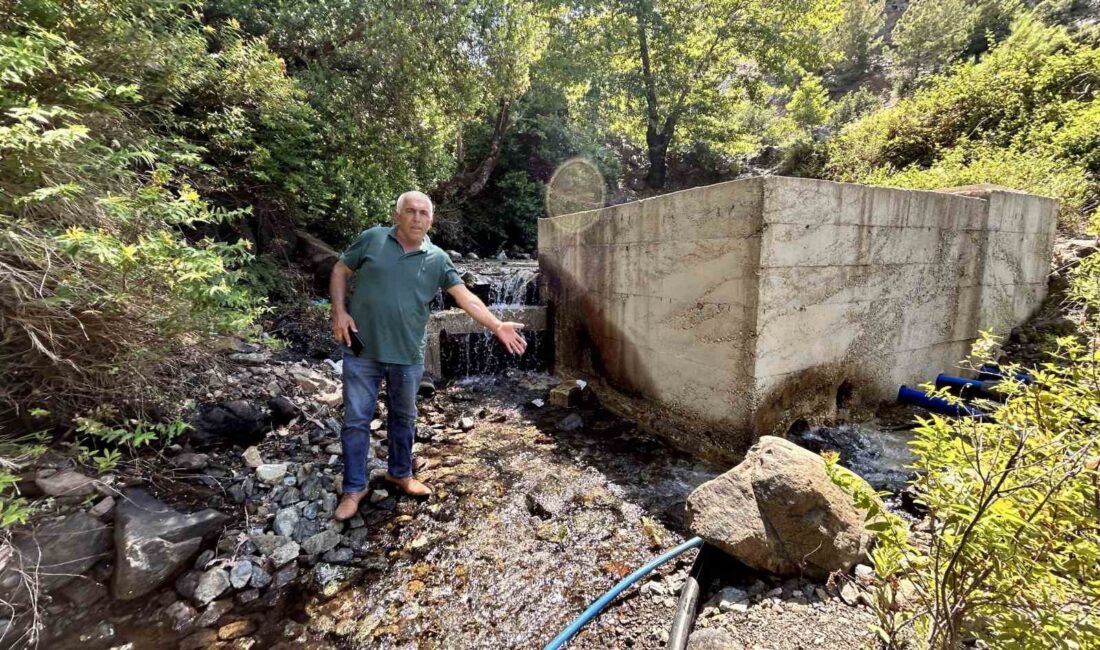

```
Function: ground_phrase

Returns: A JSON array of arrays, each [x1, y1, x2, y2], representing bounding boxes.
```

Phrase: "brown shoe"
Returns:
[[384, 474, 433, 497], [334, 491, 365, 521]]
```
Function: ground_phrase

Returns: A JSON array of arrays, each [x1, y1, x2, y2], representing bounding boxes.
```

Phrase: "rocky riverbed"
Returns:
[[4, 339, 885, 650]]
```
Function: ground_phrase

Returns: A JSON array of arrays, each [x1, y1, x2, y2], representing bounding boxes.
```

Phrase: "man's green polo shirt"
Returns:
[[339, 226, 463, 365]]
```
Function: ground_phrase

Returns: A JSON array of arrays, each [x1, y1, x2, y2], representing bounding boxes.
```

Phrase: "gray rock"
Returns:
[[255, 464, 288, 484], [458, 417, 475, 431], [236, 588, 261, 605], [35, 469, 97, 497], [302, 502, 319, 520], [301, 530, 342, 555], [194, 568, 231, 606], [279, 487, 302, 506], [163, 600, 197, 633], [322, 548, 353, 564], [112, 489, 228, 600], [273, 508, 300, 537], [686, 436, 870, 580], [229, 561, 253, 590], [0, 511, 111, 603], [687, 628, 737, 650], [59, 578, 107, 607], [89, 496, 116, 519], [369, 489, 389, 504], [242, 446, 264, 468], [251, 534, 290, 556], [309, 563, 362, 597], [854, 563, 874, 578], [557, 413, 583, 432], [195, 549, 215, 569], [171, 453, 210, 471], [175, 570, 201, 600], [321, 492, 337, 514], [195, 598, 234, 628], [270, 542, 300, 568], [250, 566, 272, 589], [273, 562, 299, 589]]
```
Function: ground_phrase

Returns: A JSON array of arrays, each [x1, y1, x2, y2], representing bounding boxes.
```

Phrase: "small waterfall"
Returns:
[[488, 268, 538, 308], [441, 329, 550, 377]]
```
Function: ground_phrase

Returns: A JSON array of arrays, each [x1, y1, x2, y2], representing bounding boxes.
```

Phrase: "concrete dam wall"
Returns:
[[538, 176, 1058, 461]]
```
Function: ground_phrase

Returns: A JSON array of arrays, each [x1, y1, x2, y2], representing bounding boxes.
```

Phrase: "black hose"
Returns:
[[666, 543, 710, 650]]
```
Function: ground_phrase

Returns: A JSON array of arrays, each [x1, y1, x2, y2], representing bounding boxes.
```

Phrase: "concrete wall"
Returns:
[[539, 177, 1057, 461]]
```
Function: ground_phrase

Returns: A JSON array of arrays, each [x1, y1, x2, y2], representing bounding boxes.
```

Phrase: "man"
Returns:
[[330, 191, 527, 521]]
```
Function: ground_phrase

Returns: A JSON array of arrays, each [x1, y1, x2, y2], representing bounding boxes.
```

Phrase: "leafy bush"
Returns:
[[836, 245, 1100, 648], [0, 1, 280, 432], [830, 16, 1100, 230]]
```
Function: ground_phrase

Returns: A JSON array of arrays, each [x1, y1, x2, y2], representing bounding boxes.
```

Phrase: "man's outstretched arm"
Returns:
[[446, 284, 527, 355], [330, 260, 358, 347]]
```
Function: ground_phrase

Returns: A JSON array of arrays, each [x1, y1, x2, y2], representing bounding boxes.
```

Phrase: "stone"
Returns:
[[839, 581, 860, 606], [309, 563, 363, 598], [236, 588, 261, 605], [163, 600, 198, 633], [686, 436, 870, 580], [256, 464, 288, 484], [194, 568, 231, 606], [229, 561, 253, 590], [317, 391, 343, 408], [89, 496, 116, 519], [218, 620, 256, 640], [176, 570, 201, 599], [228, 352, 270, 365], [322, 547, 353, 564], [301, 530, 342, 555], [59, 578, 107, 607], [268, 396, 300, 426], [195, 549, 216, 569], [270, 542, 300, 568], [687, 628, 736, 650], [557, 413, 583, 432], [196, 598, 234, 628], [273, 507, 300, 537], [458, 417, 475, 431], [369, 489, 389, 504], [35, 469, 96, 497], [707, 587, 749, 612], [273, 562, 299, 589], [854, 563, 874, 579], [242, 446, 264, 468], [189, 400, 269, 449], [172, 453, 210, 471], [548, 384, 581, 408], [0, 511, 111, 602], [249, 566, 272, 589]]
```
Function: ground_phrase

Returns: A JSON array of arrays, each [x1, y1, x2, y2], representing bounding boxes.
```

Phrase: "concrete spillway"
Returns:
[[538, 176, 1058, 461]]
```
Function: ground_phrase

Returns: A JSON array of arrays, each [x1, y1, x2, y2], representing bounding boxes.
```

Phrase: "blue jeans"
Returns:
[[340, 352, 424, 493]]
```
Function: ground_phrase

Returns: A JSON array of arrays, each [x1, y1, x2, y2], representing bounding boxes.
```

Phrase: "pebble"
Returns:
[[302, 530, 342, 555], [250, 566, 272, 589], [255, 464, 288, 484], [218, 620, 256, 640], [194, 568, 231, 606], [196, 599, 234, 628], [270, 542, 300, 568], [229, 561, 253, 590], [273, 508, 300, 537], [242, 447, 264, 468]]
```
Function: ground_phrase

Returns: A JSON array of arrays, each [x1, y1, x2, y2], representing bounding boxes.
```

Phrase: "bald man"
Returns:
[[329, 191, 527, 520]]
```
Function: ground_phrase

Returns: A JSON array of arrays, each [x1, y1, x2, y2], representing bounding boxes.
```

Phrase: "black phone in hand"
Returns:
[[349, 331, 365, 356]]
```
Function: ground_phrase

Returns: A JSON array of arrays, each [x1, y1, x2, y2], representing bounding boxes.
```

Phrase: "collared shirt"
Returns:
[[339, 226, 463, 365]]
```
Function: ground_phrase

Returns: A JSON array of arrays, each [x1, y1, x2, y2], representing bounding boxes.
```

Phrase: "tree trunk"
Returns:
[[645, 127, 670, 189]]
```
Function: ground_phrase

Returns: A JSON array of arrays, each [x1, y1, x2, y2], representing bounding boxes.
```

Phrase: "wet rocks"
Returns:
[[164, 600, 198, 633], [171, 453, 210, 471], [112, 489, 229, 600], [557, 413, 583, 432], [686, 436, 870, 580], [268, 396, 300, 426]]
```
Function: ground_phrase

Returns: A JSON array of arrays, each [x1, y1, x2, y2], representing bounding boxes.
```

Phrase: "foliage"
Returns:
[[546, 0, 842, 188], [826, 0, 885, 81], [839, 235, 1100, 648], [830, 16, 1100, 230], [0, 0, 277, 431], [887, 0, 976, 89]]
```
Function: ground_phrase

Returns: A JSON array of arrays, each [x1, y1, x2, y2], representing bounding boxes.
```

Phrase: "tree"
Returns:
[[550, 0, 839, 189], [887, 0, 975, 88], [827, 0, 885, 81]]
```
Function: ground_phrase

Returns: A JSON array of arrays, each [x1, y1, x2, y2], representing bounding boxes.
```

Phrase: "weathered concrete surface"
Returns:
[[539, 177, 1057, 460]]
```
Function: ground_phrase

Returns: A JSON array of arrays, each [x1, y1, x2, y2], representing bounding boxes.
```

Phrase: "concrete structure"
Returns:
[[538, 177, 1057, 461], [424, 306, 547, 378]]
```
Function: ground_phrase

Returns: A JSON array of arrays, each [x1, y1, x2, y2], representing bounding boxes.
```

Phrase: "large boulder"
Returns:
[[0, 512, 111, 603], [112, 489, 228, 600], [686, 436, 870, 580]]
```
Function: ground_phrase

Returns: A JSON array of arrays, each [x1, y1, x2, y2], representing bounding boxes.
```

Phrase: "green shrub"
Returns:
[[829, 16, 1100, 229]]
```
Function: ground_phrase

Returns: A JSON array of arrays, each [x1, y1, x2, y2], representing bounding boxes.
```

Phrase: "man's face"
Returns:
[[394, 194, 433, 243]]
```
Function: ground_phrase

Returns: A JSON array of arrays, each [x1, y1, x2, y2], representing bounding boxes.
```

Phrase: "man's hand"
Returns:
[[494, 322, 527, 355], [332, 310, 358, 347]]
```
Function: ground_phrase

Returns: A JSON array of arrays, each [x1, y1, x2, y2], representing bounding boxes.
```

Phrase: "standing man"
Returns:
[[330, 191, 527, 521]]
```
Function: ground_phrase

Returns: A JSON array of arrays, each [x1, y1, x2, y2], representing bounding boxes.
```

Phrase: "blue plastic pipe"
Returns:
[[897, 386, 986, 418], [935, 373, 999, 397], [977, 364, 1034, 384], [543, 536, 704, 650]]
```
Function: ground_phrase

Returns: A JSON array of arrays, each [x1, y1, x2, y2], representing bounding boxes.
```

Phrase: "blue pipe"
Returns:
[[543, 536, 704, 650], [897, 386, 986, 418], [935, 373, 999, 397], [977, 364, 1034, 384]]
